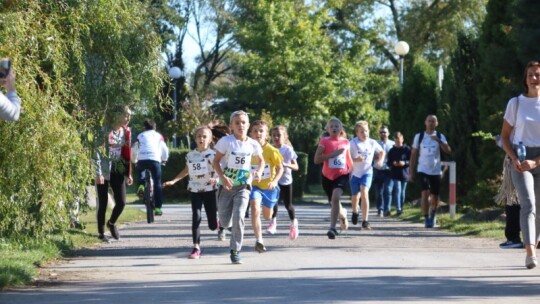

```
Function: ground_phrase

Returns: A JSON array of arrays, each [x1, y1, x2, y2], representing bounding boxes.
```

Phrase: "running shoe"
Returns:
[[255, 241, 267, 253], [377, 210, 383, 218], [289, 219, 299, 240], [154, 207, 163, 216], [362, 221, 371, 230], [327, 228, 338, 239], [218, 228, 226, 241], [188, 248, 201, 259], [499, 240, 523, 249], [107, 221, 119, 240], [339, 208, 349, 231], [266, 221, 277, 235], [98, 234, 110, 243], [425, 217, 434, 228], [396, 210, 403, 216], [137, 185, 145, 197], [351, 212, 359, 225], [526, 256, 538, 269], [230, 250, 243, 264], [384, 211, 391, 217]]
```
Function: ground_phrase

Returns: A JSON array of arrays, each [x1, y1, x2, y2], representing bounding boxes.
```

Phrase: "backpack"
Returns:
[[416, 130, 451, 160]]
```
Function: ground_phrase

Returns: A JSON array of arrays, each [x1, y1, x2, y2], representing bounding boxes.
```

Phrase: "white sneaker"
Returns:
[[339, 208, 349, 231], [266, 220, 277, 235], [289, 219, 299, 240]]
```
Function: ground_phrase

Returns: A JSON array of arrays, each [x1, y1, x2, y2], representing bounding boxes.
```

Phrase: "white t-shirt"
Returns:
[[215, 134, 262, 186], [350, 137, 383, 178], [186, 149, 217, 193], [412, 131, 448, 175], [503, 95, 540, 146], [0, 91, 20, 121], [277, 144, 298, 186], [374, 139, 395, 170], [136, 130, 169, 162]]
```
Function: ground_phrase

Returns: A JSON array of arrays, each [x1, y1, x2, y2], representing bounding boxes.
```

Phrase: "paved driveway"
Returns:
[[1, 203, 537, 303]]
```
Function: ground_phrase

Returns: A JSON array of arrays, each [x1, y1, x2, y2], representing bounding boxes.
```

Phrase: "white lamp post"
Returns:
[[394, 41, 409, 86], [168, 66, 182, 148]]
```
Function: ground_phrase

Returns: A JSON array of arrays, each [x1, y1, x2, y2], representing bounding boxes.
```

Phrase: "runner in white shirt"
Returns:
[[163, 126, 221, 259], [133, 119, 169, 216]]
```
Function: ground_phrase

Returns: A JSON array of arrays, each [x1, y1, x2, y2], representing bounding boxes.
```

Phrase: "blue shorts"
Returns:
[[250, 186, 280, 209], [349, 174, 373, 195]]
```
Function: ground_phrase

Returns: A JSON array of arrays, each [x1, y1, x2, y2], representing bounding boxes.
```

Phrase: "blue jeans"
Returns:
[[388, 179, 407, 212], [374, 169, 392, 212], [137, 160, 164, 208]]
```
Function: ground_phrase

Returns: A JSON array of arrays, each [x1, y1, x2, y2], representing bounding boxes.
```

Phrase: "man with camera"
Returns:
[[0, 58, 20, 121]]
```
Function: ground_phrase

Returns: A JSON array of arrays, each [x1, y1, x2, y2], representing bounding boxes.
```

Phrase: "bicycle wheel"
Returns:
[[144, 175, 154, 223]]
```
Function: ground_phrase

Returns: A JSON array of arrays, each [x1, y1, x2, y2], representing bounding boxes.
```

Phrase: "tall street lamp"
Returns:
[[394, 41, 409, 86], [168, 66, 182, 148]]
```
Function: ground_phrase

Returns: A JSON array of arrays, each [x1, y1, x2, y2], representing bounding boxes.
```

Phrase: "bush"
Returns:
[[292, 152, 308, 198]]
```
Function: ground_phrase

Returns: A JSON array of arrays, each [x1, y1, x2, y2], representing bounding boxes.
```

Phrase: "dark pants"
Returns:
[[505, 204, 521, 242], [137, 160, 164, 208], [373, 169, 391, 212], [96, 171, 126, 235], [273, 183, 296, 220], [191, 191, 218, 244]]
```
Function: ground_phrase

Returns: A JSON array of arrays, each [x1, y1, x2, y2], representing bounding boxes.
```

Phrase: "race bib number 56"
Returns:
[[227, 151, 251, 170]]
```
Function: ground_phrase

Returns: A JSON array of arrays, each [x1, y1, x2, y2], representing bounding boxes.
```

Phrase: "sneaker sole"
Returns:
[[255, 244, 266, 253], [327, 230, 336, 239]]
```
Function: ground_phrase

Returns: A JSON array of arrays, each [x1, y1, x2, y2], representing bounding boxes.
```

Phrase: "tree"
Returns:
[[0, 0, 165, 240], [439, 33, 481, 201], [389, 58, 439, 142], [218, 0, 383, 128], [475, 0, 519, 181]]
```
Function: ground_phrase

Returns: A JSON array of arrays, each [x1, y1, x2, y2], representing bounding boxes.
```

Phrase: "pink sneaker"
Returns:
[[188, 248, 201, 259], [266, 221, 277, 235], [289, 219, 299, 240]]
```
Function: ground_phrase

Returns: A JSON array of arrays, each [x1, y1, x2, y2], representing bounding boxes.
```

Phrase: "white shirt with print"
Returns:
[[350, 137, 383, 178], [186, 149, 217, 193], [215, 134, 262, 186], [412, 132, 448, 175]]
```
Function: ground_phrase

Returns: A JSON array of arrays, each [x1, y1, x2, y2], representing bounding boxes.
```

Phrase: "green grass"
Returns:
[[0, 205, 145, 290], [398, 203, 505, 239]]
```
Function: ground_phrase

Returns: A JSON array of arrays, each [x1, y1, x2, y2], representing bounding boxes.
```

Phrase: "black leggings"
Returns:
[[272, 184, 295, 220], [191, 190, 218, 244], [96, 172, 126, 235], [505, 204, 521, 242]]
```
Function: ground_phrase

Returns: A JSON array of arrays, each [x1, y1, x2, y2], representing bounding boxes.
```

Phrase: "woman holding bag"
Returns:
[[501, 61, 540, 269]]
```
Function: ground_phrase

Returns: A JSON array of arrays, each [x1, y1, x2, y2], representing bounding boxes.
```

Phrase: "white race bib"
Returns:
[[251, 164, 271, 180], [188, 160, 208, 176], [329, 154, 346, 169], [227, 152, 251, 170]]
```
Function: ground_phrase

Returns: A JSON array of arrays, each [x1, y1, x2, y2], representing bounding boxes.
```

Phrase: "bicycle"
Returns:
[[141, 168, 155, 224]]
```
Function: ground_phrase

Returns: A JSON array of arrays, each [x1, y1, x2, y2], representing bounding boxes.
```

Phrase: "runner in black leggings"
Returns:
[[270, 125, 300, 240]]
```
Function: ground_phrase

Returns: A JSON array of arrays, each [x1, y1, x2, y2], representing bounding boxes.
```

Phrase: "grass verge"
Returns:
[[0, 206, 144, 290], [396, 203, 505, 239]]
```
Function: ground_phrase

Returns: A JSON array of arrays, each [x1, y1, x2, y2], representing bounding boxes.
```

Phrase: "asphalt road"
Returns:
[[1, 203, 538, 304]]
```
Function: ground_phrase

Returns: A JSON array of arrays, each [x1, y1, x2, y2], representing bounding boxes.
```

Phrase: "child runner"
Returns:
[[213, 110, 264, 264], [349, 121, 384, 230], [314, 117, 353, 239], [269, 125, 300, 240], [248, 120, 284, 253], [162, 126, 222, 259]]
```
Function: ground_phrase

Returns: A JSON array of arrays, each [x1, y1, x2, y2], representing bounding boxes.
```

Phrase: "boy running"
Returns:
[[349, 121, 384, 230], [213, 111, 264, 264]]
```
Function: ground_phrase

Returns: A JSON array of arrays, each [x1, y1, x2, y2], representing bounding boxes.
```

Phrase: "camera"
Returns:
[[0, 58, 12, 79]]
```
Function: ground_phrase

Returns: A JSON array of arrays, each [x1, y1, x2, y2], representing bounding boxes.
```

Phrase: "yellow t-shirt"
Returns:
[[251, 143, 283, 189]]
